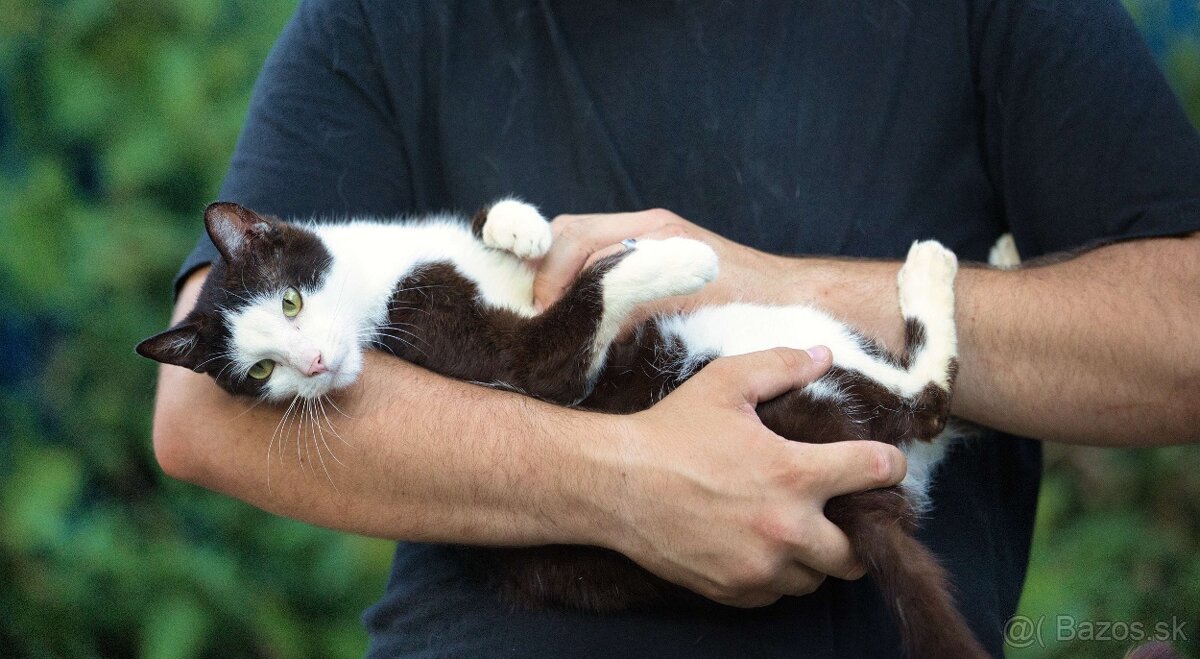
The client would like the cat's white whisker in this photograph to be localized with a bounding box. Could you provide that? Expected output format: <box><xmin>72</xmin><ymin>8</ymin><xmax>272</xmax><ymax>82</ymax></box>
<box><xmin>279</xmin><ymin>399</ymin><xmax>299</xmax><ymax>474</ymax></box>
<box><xmin>232</xmin><ymin>395</ymin><xmax>268</xmax><ymax>421</ymax></box>
<box><xmin>357</xmin><ymin>322</ymin><xmax>421</xmax><ymax>338</ymax></box>
<box><xmin>194</xmin><ymin>349</ymin><xmax>234</xmax><ymax>372</ymax></box>
<box><xmin>318</xmin><ymin>395</ymin><xmax>352</xmax><ymax>446</ymax></box>
<box><xmin>267</xmin><ymin>395</ymin><xmax>300</xmax><ymax>490</ymax></box>
<box><xmin>225</xmin><ymin>289</ymin><xmax>254</xmax><ymax>305</ymax></box>
<box><xmin>324</xmin><ymin>267</ymin><xmax>353</xmax><ymax>348</ymax></box>
<box><xmin>269</xmin><ymin>394</ymin><xmax>297</xmax><ymax>455</ymax></box>
<box><xmin>307</xmin><ymin>402</ymin><xmax>322</xmax><ymax>478</ymax></box>
<box><xmin>385</xmin><ymin>305</ymin><xmax>431</xmax><ymax>318</ymax></box>
<box><xmin>283</xmin><ymin>395</ymin><xmax>304</xmax><ymax>464</ymax></box>
<box><xmin>310</xmin><ymin>403</ymin><xmax>342</xmax><ymax>488</ymax></box>
<box><xmin>370</xmin><ymin>340</ymin><xmax>399</xmax><ymax>358</ymax></box>
<box><xmin>394</xmin><ymin>282</ymin><xmax>447</xmax><ymax>295</ymax></box>
<box><xmin>367</xmin><ymin>329</ymin><xmax>429</xmax><ymax>358</ymax></box>
<box><xmin>376</xmin><ymin>325</ymin><xmax>430</xmax><ymax>347</ymax></box>
<box><xmin>307</xmin><ymin>400</ymin><xmax>322</xmax><ymax>477</ymax></box>
<box><xmin>212</xmin><ymin>360</ymin><xmax>239</xmax><ymax>383</ymax></box>
<box><xmin>375</xmin><ymin>337</ymin><xmax>425</xmax><ymax>357</ymax></box>
<box><xmin>322</xmin><ymin>393</ymin><xmax>353</xmax><ymax>420</ymax></box>
<box><xmin>296</xmin><ymin>399</ymin><xmax>311</xmax><ymax>475</ymax></box>
<box><xmin>364</xmin><ymin>320</ymin><xmax>424</xmax><ymax>336</ymax></box>
<box><xmin>313</xmin><ymin>402</ymin><xmax>346</xmax><ymax>470</ymax></box>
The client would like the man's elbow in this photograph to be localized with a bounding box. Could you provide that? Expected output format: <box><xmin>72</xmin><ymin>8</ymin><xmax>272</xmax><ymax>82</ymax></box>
<box><xmin>1149</xmin><ymin>344</ymin><xmax>1200</xmax><ymax>445</ymax></box>
<box><xmin>1174</xmin><ymin>364</ymin><xmax>1200</xmax><ymax>444</ymax></box>
<box><xmin>150</xmin><ymin>383</ymin><xmax>206</xmax><ymax>484</ymax></box>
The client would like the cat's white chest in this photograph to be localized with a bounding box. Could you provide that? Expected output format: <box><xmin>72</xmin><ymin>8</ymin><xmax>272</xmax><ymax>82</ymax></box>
<box><xmin>313</xmin><ymin>219</ymin><xmax>538</xmax><ymax>320</ymax></box>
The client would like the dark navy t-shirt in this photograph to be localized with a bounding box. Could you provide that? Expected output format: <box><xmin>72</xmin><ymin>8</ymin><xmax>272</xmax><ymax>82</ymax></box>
<box><xmin>178</xmin><ymin>1</ymin><xmax>1200</xmax><ymax>656</ymax></box>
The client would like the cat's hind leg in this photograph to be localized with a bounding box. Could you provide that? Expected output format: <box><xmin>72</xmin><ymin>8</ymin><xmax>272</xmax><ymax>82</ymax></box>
<box><xmin>896</xmin><ymin>240</ymin><xmax>959</xmax><ymax>396</ymax></box>
<box><xmin>887</xmin><ymin>242</ymin><xmax>961</xmax><ymax>517</ymax></box>
<box><xmin>588</xmin><ymin>238</ymin><xmax>718</xmax><ymax>379</ymax></box>
<box><xmin>510</xmin><ymin>238</ymin><xmax>717</xmax><ymax>405</ymax></box>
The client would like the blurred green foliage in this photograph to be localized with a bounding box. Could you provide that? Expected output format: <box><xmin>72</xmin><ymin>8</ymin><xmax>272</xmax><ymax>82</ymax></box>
<box><xmin>0</xmin><ymin>1</ymin><xmax>1196</xmax><ymax>657</ymax></box>
<box><xmin>0</xmin><ymin>1</ymin><xmax>394</xmax><ymax>657</ymax></box>
<box><xmin>1014</xmin><ymin>445</ymin><xmax>1200</xmax><ymax>659</ymax></box>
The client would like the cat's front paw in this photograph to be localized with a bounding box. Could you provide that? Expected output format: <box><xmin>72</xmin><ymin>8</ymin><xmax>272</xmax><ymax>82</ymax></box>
<box><xmin>483</xmin><ymin>199</ymin><xmax>552</xmax><ymax>259</ymax></box>
<box><xmin>606</xmin><ymin>237</ymin><xmax>719</xmax><ymax>302</ymax></box>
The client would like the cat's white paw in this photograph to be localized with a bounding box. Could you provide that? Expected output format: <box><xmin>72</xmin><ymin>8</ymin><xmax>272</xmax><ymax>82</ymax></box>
<box><xmin>483</xmin><ymin>199</ymin><xmax>552</xmax><ymax>259</ymax></box>
<box><xmin>988</xmin><ymin>233</ymin><xmax>1020</xmax><ymax>269</ymax></box>
<box><xmin>605</xmin><ymin>237</ymin><xmax>719</xmax><ymax>303</ymax></box>
<box><xmin>897</xmin><ymin>240</ymin><xmax>958</xmax><ymax>322</ymax></box>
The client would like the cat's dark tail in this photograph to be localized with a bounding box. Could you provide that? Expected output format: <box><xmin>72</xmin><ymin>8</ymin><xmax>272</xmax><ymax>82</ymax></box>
<box><xmin>827</xmin><ymin>489</ymin><xmax>989</xmax><ymax>659</ymax></box>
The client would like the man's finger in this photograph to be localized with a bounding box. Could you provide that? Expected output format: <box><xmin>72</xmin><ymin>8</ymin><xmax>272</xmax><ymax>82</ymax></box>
<box><xmin>793</xmin><ymin>441</ymin><xmax>908</xmax><ymax>498</ymax></box>
<box><xmin>774</xmin><ymin>562</ymin><xmax>828</xmax><ymax>597</ymax></box>
<box><xmin>788</xmin><ymin>515</ymin><xmax>866</xmax><ymax>582</ymax></box>
<box><xmin>698</xmin><ymin>347</ymin><xmax>833</xmax><ymax>406</ymax></box>
<box><xmin>580</xmin><ymin>242</ymin><xmax>628</xmax><ymax>271</ymax></box>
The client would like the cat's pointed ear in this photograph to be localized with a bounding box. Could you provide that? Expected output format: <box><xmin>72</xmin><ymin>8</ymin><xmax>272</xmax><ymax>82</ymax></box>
<box><xmin>204</xmin><ymin>202</ymin><xmax>272</xmax><ymax>263</ymax></box>
<box><xmin>136</xmin><ymin>322</ymin><xmax>206</xmax><ymax>372</ymax></box>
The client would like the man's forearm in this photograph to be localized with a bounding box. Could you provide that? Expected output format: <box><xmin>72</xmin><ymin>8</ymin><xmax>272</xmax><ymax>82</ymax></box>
<box><xmin>769</xmin><ymin>234</ymin><xmax>1200</xmax><ymax>445</ymax></box>
<box><xmin>157</xmin><ymin>350</ymin><xmax>630</xmax><ymax>543</ymax></box>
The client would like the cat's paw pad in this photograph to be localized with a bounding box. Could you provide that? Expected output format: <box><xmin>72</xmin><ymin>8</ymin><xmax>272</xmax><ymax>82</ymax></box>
<box><xmin>608</xmin><ymin>237</ymin><xmax>719</xmax><ymax>300</ymax></box>
<box><xmin>898</xmin><ymin>240</ymin><xmax>958</xmax><ymax>320</ymax></box>
<box><xmin>483</xmin><ymin>199</ymin><xmax>552</xmax><ymax>259</ymax></box>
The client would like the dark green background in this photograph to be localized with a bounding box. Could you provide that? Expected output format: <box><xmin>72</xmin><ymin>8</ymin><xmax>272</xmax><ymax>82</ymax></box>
<box><xmin>1</xmin><ymin>1</ymin><xmax>1197</xmax><ymax>657</ymax></box>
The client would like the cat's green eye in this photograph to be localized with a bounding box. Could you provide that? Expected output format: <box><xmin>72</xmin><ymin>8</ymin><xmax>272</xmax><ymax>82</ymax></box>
<box><xmin>248</xmin><ymin>359</ymin><xmax>275</xmax><ymax>380</ymax></box>
<box><xmin>282</xmin><ymin>287</ymin><xmax>303</xmax><ymax>317</ymax></box>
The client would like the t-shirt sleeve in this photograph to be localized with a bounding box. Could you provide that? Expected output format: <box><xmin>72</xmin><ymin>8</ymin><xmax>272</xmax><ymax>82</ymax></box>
<box><xmin>174</xmin><ymin>0</ymin><xmax>414</xmax><ymax>294</ymax></box>
<box><xmin>974</xmin><ymin>0</ymin><xmax>1200</xmax><ymax>256</ymax></box>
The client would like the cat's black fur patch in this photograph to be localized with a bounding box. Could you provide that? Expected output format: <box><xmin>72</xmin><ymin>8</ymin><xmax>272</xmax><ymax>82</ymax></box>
<box><xmin>382</xmin><ymin>252</ymin><xmax>628</xmax><ymax>406</ymax></box>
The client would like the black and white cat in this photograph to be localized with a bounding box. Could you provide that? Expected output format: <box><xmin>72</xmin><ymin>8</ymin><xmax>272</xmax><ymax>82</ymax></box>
<box><xmin>139</xmin><ymin>200</ymin><xmax>985</xmax><ymax>658</ymax></box>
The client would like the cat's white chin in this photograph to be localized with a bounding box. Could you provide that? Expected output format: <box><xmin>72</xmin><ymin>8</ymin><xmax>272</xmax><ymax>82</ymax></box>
<box><xmin>262</xmin><ymin>354</ymin><xmax>362</xmax><ymax>401</ymax></box>
<box><xmin>327</xmin><ymin>356</ymin><xmax>362</xmax><ymax>393</ymax></box>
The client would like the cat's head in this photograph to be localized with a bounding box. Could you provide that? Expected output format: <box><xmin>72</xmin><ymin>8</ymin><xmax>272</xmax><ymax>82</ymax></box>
<box><xmin>137</xmin><ymin>202</ymin><xmax>364</xmax><ymax>401</ymax></box>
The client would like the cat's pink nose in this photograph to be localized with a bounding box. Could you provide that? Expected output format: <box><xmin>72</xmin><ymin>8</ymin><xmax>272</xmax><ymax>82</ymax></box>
<box><xmin>305</xmin><ymin>354</ymin><xmax>328</xmax><ymax>376</ymax></box>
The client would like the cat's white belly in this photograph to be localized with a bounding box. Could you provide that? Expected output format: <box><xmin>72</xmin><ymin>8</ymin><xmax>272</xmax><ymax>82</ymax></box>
<box><xmin>659</xmin><ymin>304</ymin><xmax>933</xmax><ymax>397</ymax></box>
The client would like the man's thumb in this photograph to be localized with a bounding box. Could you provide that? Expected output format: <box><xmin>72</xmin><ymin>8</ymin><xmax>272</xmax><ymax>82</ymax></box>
<box><xmin>697</xmin><ymin>346</ymin><xmax>832</xmax><ymax>405</ymax></box>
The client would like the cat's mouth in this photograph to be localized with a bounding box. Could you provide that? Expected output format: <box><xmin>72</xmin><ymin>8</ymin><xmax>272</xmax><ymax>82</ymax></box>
<box><xmin>292</xmin><ymin>372</ymin><xmax>345</xmax><ymax>401</ymax></box>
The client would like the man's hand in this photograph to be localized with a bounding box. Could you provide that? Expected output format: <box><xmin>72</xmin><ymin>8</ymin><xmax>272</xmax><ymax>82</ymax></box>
<box><xmin>603</xmin><ymin>348</ymin><xmax>907</xmax><ymax>608</ymax></box>
<box><xmin>534</xmin><ymin>209</ymin><xmax>791</xmax><ymax>314</ymax></box>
